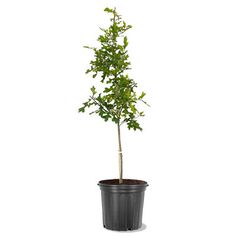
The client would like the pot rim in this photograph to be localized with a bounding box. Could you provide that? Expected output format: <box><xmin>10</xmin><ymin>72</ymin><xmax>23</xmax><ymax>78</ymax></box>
<box><xmin>98</xmin><ymin>179</ymin><xmax>149</xmax><ymax>187</ymax></box>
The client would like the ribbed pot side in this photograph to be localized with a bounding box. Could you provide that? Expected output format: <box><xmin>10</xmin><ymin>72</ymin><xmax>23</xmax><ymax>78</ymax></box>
<box><xmin>98</xmin><ymin>179</ymin><xmax>148</xmax><ymax>231</ymax></box>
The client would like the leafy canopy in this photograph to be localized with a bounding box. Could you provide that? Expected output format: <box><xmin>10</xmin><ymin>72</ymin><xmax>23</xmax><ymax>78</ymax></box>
<box><xmin>79</xmin><ymin>7</ymin><xmax>149</xmax><ymax>131</ymax></box>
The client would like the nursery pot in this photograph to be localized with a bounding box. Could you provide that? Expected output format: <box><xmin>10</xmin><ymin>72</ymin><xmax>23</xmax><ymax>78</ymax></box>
<box><xmin>98</xmin><ymin>179</ymin><xmax>148</xmax><ymax>231</ymax></box>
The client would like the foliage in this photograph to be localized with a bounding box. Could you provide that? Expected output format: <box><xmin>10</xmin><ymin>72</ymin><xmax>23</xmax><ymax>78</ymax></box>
<box><xmin>79</xmin><ymin>7</ymin><xmax>149</xmax><ymax>131</ymax></box>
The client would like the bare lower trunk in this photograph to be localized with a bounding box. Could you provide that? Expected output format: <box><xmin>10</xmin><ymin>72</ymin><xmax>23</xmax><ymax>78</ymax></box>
<box><xmin>117</xmin><ymin>123</ymin><xmax>123</xmax><ymax>184</ymax></box>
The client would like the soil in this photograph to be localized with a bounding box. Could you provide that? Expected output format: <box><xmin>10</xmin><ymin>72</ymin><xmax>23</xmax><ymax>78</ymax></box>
<box><xmin>99</xmin><ymin>179</ymin><xmax>147</xmax><ymax>185</ymax></box>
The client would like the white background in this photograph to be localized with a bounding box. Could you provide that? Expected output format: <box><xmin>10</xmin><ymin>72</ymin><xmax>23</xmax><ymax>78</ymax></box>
<box><xmin>0</xmin><ymin>0</ymin><xmax>236</xmax><ymax>235</ymax></box>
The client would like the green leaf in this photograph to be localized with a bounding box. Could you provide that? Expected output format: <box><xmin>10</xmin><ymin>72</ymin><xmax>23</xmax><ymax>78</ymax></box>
<box><xmin>124</xmin><ymin>36</ymin><xmax>128</xmax><ymax>48</ymax></box>
<box><xmin>90</xmin><ymin>86</ymin><xmax>97</xmax><ymax>95</ymax></box>
<box><xmin>127</xmin><ymin>25</ymin><xmax>132</xmax><ymax>30</ymax></box>
<box><xmin>104</xmin><ymin>7</ymin><xmax>113</xmax><ymax>13</ymax></box>
<box><xmin>98</xmin><ymin>35</ymin><xmax>106</xmax><ymax>42</ymax></box>
<box><xmin>104</xmin><ymin>87</ymin><xmax>111</xmax><ymax>93</ymax></box>
<box><xmin>139</xmin><ymin>92</ymin><xmax>146</xmax><ymax>100</ymax></box>
<box><xmin>78</xmin><ymin>107</ymin><xmax>85</xmax><ymax>113</ymax></box>
<box><xmin>130</xmin><ymin>104</ymin><xmax>136</xmax><ymax>113</ymax></box>
<box><xmin>139</xmin><ymin>111</ymin><xmax>145</xmax><ymax>116</ymax></box>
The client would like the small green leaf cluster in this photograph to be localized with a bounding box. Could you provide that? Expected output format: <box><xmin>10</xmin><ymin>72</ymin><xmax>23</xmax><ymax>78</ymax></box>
<box><xmin>79</xmin><ymin>7</ymin><xmax>149</xmax><ymax>131</ymax></box>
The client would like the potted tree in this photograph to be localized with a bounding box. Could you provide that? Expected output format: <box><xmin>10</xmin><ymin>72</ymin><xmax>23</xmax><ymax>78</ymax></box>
<box><xmin>79</xmin><ymin>7</ymin><xmax>149</xmax><ymax>231</ymax></box>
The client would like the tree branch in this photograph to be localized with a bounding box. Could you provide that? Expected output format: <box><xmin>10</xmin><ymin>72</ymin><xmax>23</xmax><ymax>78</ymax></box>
<box><xmin>89</xmin><ymin>96</ymin><xmax>109</xmax><ymax>114</ymax></box>
<box><xmin>90</xmin><ymin>96</ymin><xmax>118</xmax><ymax>120</ymax></box>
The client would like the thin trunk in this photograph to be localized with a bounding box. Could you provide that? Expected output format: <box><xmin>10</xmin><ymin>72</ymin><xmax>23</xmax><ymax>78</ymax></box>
<box><xmin>117</xmin><ymin>122</ymin><xmax>123</xmax><ymax>184</ymax></box>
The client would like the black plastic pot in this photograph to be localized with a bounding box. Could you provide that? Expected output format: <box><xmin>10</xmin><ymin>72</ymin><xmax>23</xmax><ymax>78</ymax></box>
<box><xmin>98</xmin><ymin>179</ymin><xmax>148</xmax><ymax>231</ymax></box>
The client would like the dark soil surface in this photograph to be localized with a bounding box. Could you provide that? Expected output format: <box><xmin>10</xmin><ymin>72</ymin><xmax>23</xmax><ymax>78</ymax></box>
<box><xmin>99</xmin><ymin>179</ymin><xmax>147</xmax><ymax>185</ymax></box>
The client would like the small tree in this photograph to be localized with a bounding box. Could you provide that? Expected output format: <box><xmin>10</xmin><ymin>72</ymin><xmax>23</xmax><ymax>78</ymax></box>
<box><xmin>79</xmin><ymin>7</ymin><xmax>149</xmax><ymax>184</ymax></box>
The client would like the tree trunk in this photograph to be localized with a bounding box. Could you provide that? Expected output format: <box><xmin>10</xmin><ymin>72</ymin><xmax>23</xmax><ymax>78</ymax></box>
<box><xmin>117</xmin><ymin>122</ymin><xmax>123</xmax><ymax>184</ymax></box>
